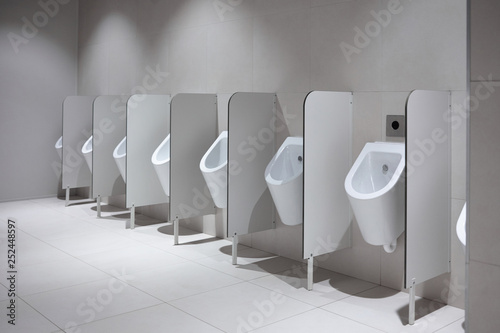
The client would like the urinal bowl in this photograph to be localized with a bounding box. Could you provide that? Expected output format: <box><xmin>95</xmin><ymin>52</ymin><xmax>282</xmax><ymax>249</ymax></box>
<box><xmin>345</xmin><ymin>142</ymin><xmax>405</xmax><ymax>253</ymax></box>
<box><xmin>113</xmin><ymin>137</ymin><xmax>127</xmax><ymax>183</ymax></box>
<box><xmin>200</xmin><ymin>131</ymin><xmax>228</xmax><ymax>209</ymax></box>
<box><xmin>82</xmin><ymin>135</ymin><xmax>93</xmax><ymax>172</ymax></box>
<box><xmin>55</xmin><ymin>136</ymin><xmax>63</xmax><ymax>160</ymax></box>
<box><xmin>456</xmin><ymin>203</ymin><xmax>466</xmax><ymax>254</ymax></box>
<box><xmin>265</xmin><ymin>137</ymin><xmax>303</xmax><ymax>226</ymax></box>
<box><xmin>152</xmin><ymin>134</ymin><xmax>171</xmax><ymax>197</ymax></box>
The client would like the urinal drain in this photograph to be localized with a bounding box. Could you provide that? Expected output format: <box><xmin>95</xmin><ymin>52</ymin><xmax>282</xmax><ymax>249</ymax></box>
<box><xmin>382</xmin><ymin>164</ymin><xmax>388</xmax><ymax>174</ymax></box>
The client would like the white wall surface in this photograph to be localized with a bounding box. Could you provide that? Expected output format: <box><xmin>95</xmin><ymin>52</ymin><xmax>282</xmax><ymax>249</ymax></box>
<box><xmin>469</xmin><ymin>0</ymin><xmax>500</xmax><ymax>330</ymax></box>
<box><xmin>0</xmin><ymin>0</ymin><xmax>78</xmax><ymax>201</ymax></box>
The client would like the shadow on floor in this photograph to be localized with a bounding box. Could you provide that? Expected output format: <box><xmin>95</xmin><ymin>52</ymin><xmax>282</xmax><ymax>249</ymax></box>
<box><xmin>397</xmin><ymin>298</ymin><xmax>447</xmax><ymax>325</ymax></box>
<box><xmin>157</xmin><ymin>224</ymin><xmax>203</xmax><ymax>237</ymax></box>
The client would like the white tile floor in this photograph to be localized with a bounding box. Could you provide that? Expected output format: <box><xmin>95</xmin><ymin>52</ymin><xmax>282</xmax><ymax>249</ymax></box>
<box><xmin>0</xmin><ymin>197</ymin><xmax>465</xmax><ymax>333</ymax></box>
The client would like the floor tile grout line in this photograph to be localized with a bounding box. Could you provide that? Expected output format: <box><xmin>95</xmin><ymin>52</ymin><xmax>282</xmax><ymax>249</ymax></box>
<box><xmin>319</xmin><ymin>306</ymin><xmax>389</xmax><ymax>333</ymax></box>
<box><xmin>192</xmin><ymin>258</ymin><xmax>274</xmax><ymax>281</ymax></box>
<box><xmin>162</xmin><ymin>302</ymin><xmax>226</xmax><ymax>333</ymax></box>
<box><xmin>165</xmin><ymin>280</ymin><xmax>249</xmax><ymax>304</ymax></box>
<box><xmin>244</xmin><ymin>308</ymin><xmax>317</xmax><ymax>332</ymax></box>
<box><xmin>431</xmin><ymin>316</ymin><xmax>466</xmax><ymax>333</ymax></box>
<box><xmin>64</xmin><ymin>303</ymin><xmax>174</xmax><ymax>332</ymax></box>
<box><xmin>18</xmin><ymin>294</ymin><xmax>69</xmax><ymax>332</ymax></box>
<box><xmin>18</xmin><ymin>275</ymin><xmax>129</xmax><ymax>299</ymax></box>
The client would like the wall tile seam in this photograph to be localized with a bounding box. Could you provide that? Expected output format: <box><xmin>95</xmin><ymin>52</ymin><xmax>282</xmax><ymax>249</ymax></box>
<box><xmin>310</xmin><ymin>1</ymin><xmax>353</xmax><ymax>10</ymax></box>
<box><xmin>469</xmin><ymin>258</ymin><xmax>500</xmax><ymax>269</ymax></box>
<box><xmin>256</xmin><ymin>8</ymin><xmax>311</xmax><ymax>19</ymax></box>
<box><xmin>470</xmin><ymin>79</ymin><xmax>500</xmax><ymax>83</ymax></box>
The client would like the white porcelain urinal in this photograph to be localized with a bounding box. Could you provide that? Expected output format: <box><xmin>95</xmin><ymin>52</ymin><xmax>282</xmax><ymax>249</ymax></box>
<box><xmin>265</xmin><ymin>137</ymin><xmax>303</xmax><ymax>226</ymax></box>
<box><xmin>345</xmin><ymin>142</ymin><xmax>405</xmax><ymax>253</ymax></box>
<box><xmin>113</xmin><ymin>137</ymin><xmax>127</xmax><ymax>183</ymax></box>
<box><xmin>152</xmin><ymin>134</ymin><xmax>171</xmax><ymax>197</ymax></box>
<box><xmin>457</xmin><ymin>203</ymin><xmax>466</xmax><ymax>254</ymax></box>
<box><xmin>55</xmin><ymin>136</ymin><xmax>63</xmax><ymax>159</ymax></box>
<box><xmin>82</xmin><ymin>135</ymin><xmax>93</xmax><ymax>172</ymax></box>
<box><xmin>200</xmin><ymin>131</ymin><xmax>228</xmax><ymax>209</ymax></box>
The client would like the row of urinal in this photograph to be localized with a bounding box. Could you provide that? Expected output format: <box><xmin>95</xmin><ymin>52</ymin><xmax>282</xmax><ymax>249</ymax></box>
<box><xmin>56</xmin><ymin>134</ymin><xmax>466</xmax><ymax>254</ymax></box>
<box><xmin>56</xmin><ymin>135</ymin><xmax>95</xmax><ymax>173</ymax></box>
<box><xmin>65</xmin><ymin>135</ymin><xmax>170</xmax><ymax>196</ymax></box>
<box><xmin>55</xmin><ymin>134</ymin><xmax>407</xmax><ymax>252</ymax></box>
<box><xmin>200</xmin><ymin>133</ymin><xmax>304</xmax><ymax>227</ymax></box>
<box><xmin>199</xmin><ymin>133</ymin><xmax>409</xmax><ymax>253</ymax></box>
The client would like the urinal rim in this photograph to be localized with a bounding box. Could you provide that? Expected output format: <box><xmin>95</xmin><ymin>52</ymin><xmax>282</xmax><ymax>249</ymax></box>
<box><xmin>82</xmin><ymin>135</ymin><xmax>93</xmax><ymax>154</ymax></box>
<box><xmin>456</xmin><ymin>202</ymin><xmax>466</xmax><ymax>247</ymax></box>
<box><xmin>152</xmin><ymin>134</ymin><xmax>171</xmax><ymax>165</ymax></box>
<box><xmin>265</xmin><ymin>136</ymin><xmax>303</xmax><ymax>186</ymax></box>
<box><xmin>345</xmin><ymin>142</ymin><xmax>405</xmax><ymax>200</ymax></box>
<box><xmin>55</xmin><ymin>136</ymin><xmax>63</xmax><ymax>149</ymax></box>
<box><xmin>200</xmin><ymin>131</ymin><xmax>228</xmax><ymax>173</ymax></box>
<box><xmin>113</xmin><ymin>137</ymin><xmax>127</xmax><ymax>159</ymax></box>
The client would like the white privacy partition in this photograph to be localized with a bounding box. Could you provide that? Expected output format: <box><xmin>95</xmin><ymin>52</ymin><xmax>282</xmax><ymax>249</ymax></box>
<box><xmin>126</xmin><ymin>95</ymin><xmax>170</xmax><ymax>225</ymax></box>
<box><xmin>405</xmin><ymin>90</ymin><xmax>451</xmax><ymax>324</ymax></box>
<box><xmin>227</xmin><ymin>93</ymin><xmax>276</xmax><ymax>262</ymax></box>
<box><xmin>169</xmin><ymin>93</ymin><xmax>217</xmax><ymax>244</ymax></box>
<box><xmin>303</xmin><ymin>91</ymin><xmax>352</xmax><ymax>290</ymax></box>
<box><xmin>92</xmin><ymin>96</ymin><xmax>127</xmax><ymax>213</ymax></box>
<box><xmin>62</xmin><ymin>96</ymin><xmax>95</xmax><ymax>205</ymax></box>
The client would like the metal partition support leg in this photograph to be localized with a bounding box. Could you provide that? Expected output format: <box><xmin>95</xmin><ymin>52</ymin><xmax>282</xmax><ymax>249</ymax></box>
<box><xmin>128</xmin><ymin>205</ymin><xmax>135</xmax><ymax>230</ymax></box>
<box><xmin>232</xmin><ymin>235</ymin><xmax>238</xmax><ymax>265</ymax></box>
<box><xmin>174</xmin><ymin>218</ymin><xmax>179</xmax><ymax>245</ymax></box>
<box><xmin>65</xmin><ymin>186</ymin><xmax>70</xmax><ymax>207</ymax></box>
<box><xmin>96</xmin><ymin>195</ymin><xmax>101</xmax><ymax>218</ymax></box>
<box><xmin>307</xmin><ymin>257</ymin><xmax>314</xmax><ymax>291</ymax></box>
<box><xmin>409</xmin><ymin>278</ymin><xmax>416</xmax><ymax>325</ymax></box>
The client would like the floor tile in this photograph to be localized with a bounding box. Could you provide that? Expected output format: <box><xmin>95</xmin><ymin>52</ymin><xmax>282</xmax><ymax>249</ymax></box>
<box><xmin>251</xmin><ymin>308</ymin><xmax>383</xmax><ymax>333</ymax></box>
<box><xmin>17</xmin><ymin>258</ymin><xmax>109</xmax><ymax>296</ymax></box>
<box><xmin>0</xmin><ymin>298</ymin><xmax>60</xmax><ymax>333</ymax></box>
<box><xmin>22</xmin><ymin>278</ymin><xmax>162</xmax><ymax>330</ymax></box>
<box><xmin>77</xmin><ymin>244</ymin><xmax>186</xmax><ymax>275</ymax></box>
<box><xmin>73</xmin><ymin>303</ymin><xmax>223</xmax><ymax>333</ymax></box>
<box><xmin>0</xmin><ymin>200</ymin><xmax>60</xmax><ymax>223</ymax></box>
<box><xmin>251</xmin><ymin>265</ymin><xmax>378</xmax><ymax>307</ymax></box>
<box><xmin>0</xmin><ymin>284</ymin><xmax>9</xmax><ymax>302</ymax></box>
<box><xmin>170</xmin><ymin>282</ymin><xmax>314</xmax><ymax>332</ymax></box>
<box><xmin>85</xmin><ymin>215</ymin><xmax>129</xmax><ymax>231</ymax></box>
<box><xmin>0</xmin><ymin>231</ymin><xmax>73</xmax><ymax>269</ymax></box>
<box><xmin>120</xmin><ymin>261</ymin><xmax>242</xmax><ymax>302</ymax></box>
<box><xmin>30</xmin><ymin>196</ymin><xmax>75</xmax><ymax>209</ymax></box>
<box><xmin>45</xmin><ymin>231</ymin><xmax>136</xmax><ymax>257</ymax></box>
<box><xmin>0</xmin><ymin>199</ymin><xmax>34</xmax><ymax>217</ymax></box>
<box><xmin>18</xmin><ymin>217</ymin><xmax>107</xmax><ymax>242</ymax></box>
<box><xmin>434</xmin><ymin>318</ymin><xmax>465</xmax><ymax>332</ymax></box>
<box><xmin>322</xmin><ymin>286</ymin><xmax>465</xmax><ymax>333</ymax></box>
